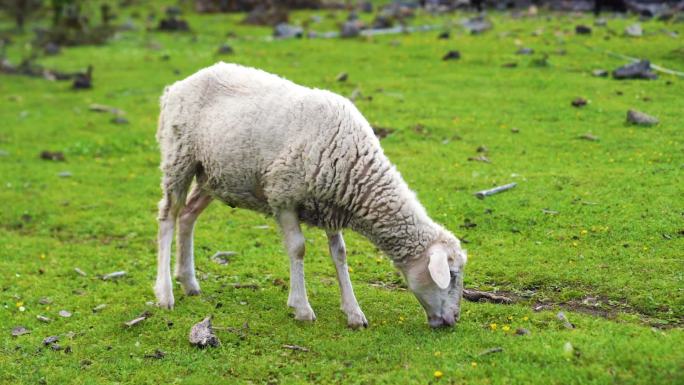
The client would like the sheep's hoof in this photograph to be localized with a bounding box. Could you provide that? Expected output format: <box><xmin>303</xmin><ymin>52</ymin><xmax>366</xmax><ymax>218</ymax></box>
<box><xmin>155</xmin><ymin>284</ymin><xmax>175</xmax><ymax>310</ymax></box>
<box><xmin>346</xmin><ymin>310</ymin><xmax>369</xmax><ymax>330</ymax></box>
<box><xmin>185</xmin><ymin>288</ymin><xmax>201</xmax><ymax>296</ymax></box>
<box><xmin>293</xmin><ymin>305</ymin><xmax>316</xmax><ymax>322</ymax></box>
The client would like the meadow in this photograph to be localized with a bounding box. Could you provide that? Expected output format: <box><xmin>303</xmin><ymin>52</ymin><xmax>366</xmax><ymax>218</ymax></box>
<box><xmin>0</xmin><ymin>2</ymin><xmax>683</xmax><ymax>384</ymax></box>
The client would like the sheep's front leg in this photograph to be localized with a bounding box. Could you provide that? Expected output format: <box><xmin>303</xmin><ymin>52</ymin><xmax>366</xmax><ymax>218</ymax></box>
<box><xmin>327</xmin><ymin>231</ymin><xmax>368</xmax><ymax>329</ymax></box>
<box><xmin>277</xmin><ymin>210</ymin><xmax>316</xmax><ymax>322</ymax></box>
<box><xmin>175</xmin><ymin>186</ymin><xmax>213</xmax><ymax>295</ymax></box>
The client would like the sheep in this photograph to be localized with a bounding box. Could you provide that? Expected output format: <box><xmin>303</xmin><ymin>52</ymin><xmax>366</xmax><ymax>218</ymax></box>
<box><xmin>154</xmin><ymin>62</ymin><xmax>467</xmax><ymax>329</ymax></box>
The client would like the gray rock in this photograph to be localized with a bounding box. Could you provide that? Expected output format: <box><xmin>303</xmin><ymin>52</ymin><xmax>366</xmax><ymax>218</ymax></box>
<box><xmin>461</xmin><ymin>16</ymin><xmax>492</xmax><ymax>35</ymax></box>
<box><xmin>217</xmin><ymin>43</ymin><xmax>234</xmax><ymax>55</ymax></box>
<box><xmin>189</xmin><ymin>316</ymin><xmax>220</xmax><ymax>348</ymax></box>
<box><xmin>613</xmin><ymin>60</ymin><xmax>657</xmax><ymax>80</ymax></box>
<box><xmin>43</xmin><ymin>335</ymin><xmax>59</xmax><ymax>345</ymax></box>
<box><xmin>516</xmin><ymin>47</ymin><xmax>534</xmax><ymax>55</ymax></box>
<box><xmin>111</xmin><ymin>116</ymin><xmax>129</xmax><ymax>125</ymax></box>
<box><xmin>592</xmin><ymin>69</ymin><xmax>608</xmax><ymax>77</ymax></box>
<box><xmin>11</xmin><ymin>326</ymin><xmax>30</xmax><ymax>337</ymax></box>
<box><xmin>273</xmin><ymin>23</ymin><xmax>303</xmax><ymax>39</ymax></box>
<box><xmin>625</xmin><ymin>23</ymin><xmax>643</xmax><ymax>37</ymax></box>
<box><xmin>58</xmin><ymin>171</ymin><xmax>73</xmax><ymax>178</ymax></box>
<box><xmin>626</xmin><ymin>109</ymin><xmax>659</xmax><ymax>126</ymax></box>
<box><xmin>341</xmin><ymin>20</ymin><xmax>363</xmax><ymax>38</ymax></box>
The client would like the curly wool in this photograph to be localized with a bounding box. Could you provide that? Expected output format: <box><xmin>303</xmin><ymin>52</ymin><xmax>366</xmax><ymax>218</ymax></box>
<box><xmin>157</xmin><ymin>62</ymin><xmax>445</xmax><ymax>264</ymax></box>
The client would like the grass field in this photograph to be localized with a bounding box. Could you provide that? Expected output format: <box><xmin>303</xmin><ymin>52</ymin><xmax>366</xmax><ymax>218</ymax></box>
<box><xmin>1</xmin><ymin>2</ymin><xmax>683</xmax><ymax>384</ymax></box>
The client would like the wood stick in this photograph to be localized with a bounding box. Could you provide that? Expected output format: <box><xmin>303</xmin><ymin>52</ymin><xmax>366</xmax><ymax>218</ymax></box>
<box><xmin>474</xmin><ymin>183</ymin><xmax>517</xmax><ymax>199</ymax></box>
<box><xmin>463</xmin><ymin>289</ymin><xmax>514</xmax><ymax>304</ymax></box>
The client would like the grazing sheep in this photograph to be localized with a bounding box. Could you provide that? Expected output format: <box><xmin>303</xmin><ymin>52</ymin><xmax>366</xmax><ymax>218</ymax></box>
<box><xmin>154</xmin><ymin>63</ymin><xmax>467</xmax><ymax>328</ymax></box>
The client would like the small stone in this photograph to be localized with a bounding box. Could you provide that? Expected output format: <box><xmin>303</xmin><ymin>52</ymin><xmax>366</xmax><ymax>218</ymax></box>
<box><xmin>11</xmin><ymin>326</ymin><xmax>30</xmax><ymax>337</ymax></box>
<box><xmin>467</xmin><ymin>155</ymin><xmax>491</xmax><ymax>163</ymax></box>
<box><xmin>211</xmin><ymin>251</ymin><xmax>236</xmax><ymax>265</ymax></box>
<box><xmin>556</xmin><ymin>311</ymin><xmax>575</xmax><ymax>329</ymax></box>
<box><xmin>40</xmin><ymin>151</ymin><xmax>65</xmax><ymax>161</ymax></box>
<box><xmin>58</xmin><ymin>171</ymin><xmax>73</xmax><ymax>178</ymax></box>
<box><xmin>476</xmin><ymin>145</ymin><xmax>488</xmax><ymax>153</ymax></box>
<box><xmin>626</xmin><ymin>109</ymin><xmax>658</xmax><ymax>126</ymax></box>
<box><xmin>189</xmin><ymin>316</ymin><xmax>220</xmax><ymax>348</ymax></box>
<box><xmin>37</xmin><ymin>315</ymin><xmax>52</xmax><ymax>323</ymax></box>
<box><xmin>575</xmin><ymin>25</ymin><xmax>591</xmax><ymax>35</ymax></box>
<box><xmin>39</xmin><ymin>297</ymin><xmax>52</xmax><ymax>305</ymax></box>
<box><xmin>144</xmin><ymin>349</ymin><xmax>166</xmax><ymax>359</ymax></box>
<box><xmin>516</xmin><ymin>47</ymin><xmax>534</xmax><ymax>55</ymax></box>
<box><xmin>578</xmin><ymin>133</ymin><xmax>599</xmax><ymax>141</ymax></box>
<box><xmin>59</xmin><ymin>310</ymin><xmax>72</xmax><ymax>318</ymax></box>
<box><xmin>511</xmin><ymin>127</ymin><xmax>520</xmax><ymax>133</ymax></box>
<box><xmin>44</xmin><ymin>42</ymin><xmax>61</xmax><ymax>55</ymax></box>
<box><xmin>462</xmin><ymin>16</ymin><xmax>492</xmax><ymax>34</ymax></box>
<box><xmin>515</xmin><ymin>328</ymin><xmax>530</xmax><ymax>335</ymax></box>
<box><xmin>273</xmin><ymin>23</ymin><xmax>303</xmax><ymax>39</ymax></box>
<box><xmin>612</xmin><ymin>60</ymin><xmax>657</xmax><ymax>80</ymax></box>
<box><xmin>594</xmin><ymin>18</ymin><xmax>607</xmax><ymax>27</ymax></box>
<box><xmin>442</xmin><ymin>50</ymin><xmax>461</xmax><ymax>61</ymax></box>
<box><xmin>50</xmin><ymin>343</ymin><xmax>62</xmax><ymax>351</ymax></box>
<box><xmin>625</xmin><ymin>23</ymin><xmax>643</xmax><ymax>37</ymax></box>
<box><xmin>217</xmin><ymin>43</ymin><xmax>233</xmax><ymax>55</ymax></box>
<box><xmin>592</xmin><ymin>69</ymin><xmax>608</xmax><ymax>77</ymax></box>
<box><xmin>102</xmin><ymin>271</ymin><xmax>126</xmax><ymax>280</ymax></box>
<box><xmin>43</xmin><ymin>335</ymin><xmax>59</xmax><ymax>345</ymax></box>
<box><xmin>335</xmin><ymin>72</ymin><xmax>348</xmax><ymax>82</ymax></box>
<box><xmin>74</xmin><ymin>267</ymin><xmax>87</xmax><ymax>276</ymax></box>
<box><xmin>92</xmin><ymin>304</ymin><xmax>107</xmax><ymax>313</ymax></box>
<box><xmin>571</xmin><ymin>98</ymin><xmax>587</xmax><ymax>107</ymax></box>
<box><xmin>341</xmin><ymin>20</ymin><xmax>363</xmax><ymax>38</ymax></box>
<box><xmin>111</xmin><ymin>116</ymin><xmax>129</xmax><ymax>125</ymax></box>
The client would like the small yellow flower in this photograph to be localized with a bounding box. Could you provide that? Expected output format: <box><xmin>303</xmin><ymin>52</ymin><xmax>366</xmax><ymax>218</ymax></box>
<box><xmin>523</xmin><ymin>316</ymin><xmax>529</xmax><ymax>321</ymax></box>
<box><xmin>348</xmin><ymin>267</ymin><xmax>353</xmax><ymax>273</ymax></box>
<box><xmin>580</xmin><ymin>229</ymin><xmax>588</xmax><ymax>235</ymax></box>
<box><xmin>471</xmin><ymin>362</ymin><xmax>478</xmax><ymax>368</ymax></box>
<box><xmin>502</xmin><ymin>325</ymin><xmax>511</xmax><ymax>332</ymax></box>
<box><xmin>507</xmin><ymin>315</ymin><xmax>513</xmax><ymax>320</ymax></box>
<box><xmin>434</xmin><ymin>351</ymin><xmax>442</xmax><ymax>357</ymax></box>
<box><xmin>15</xmin><ymin>301</ymin><xmax>23</xmax><ymax>308</ymax></box>
<box><xmin>572</xmin><ymin>241</ymin><xmax>579</xmax><ymax>247</ymax></box>
<box><xmin>40</xmin><ymin>253</ymin><xmax>46</xmax><ymax>259</ymax></box>
<box><xmin>399</xmin><ymin>316</ymin><xmax>405</xmax><ymax>321</ymax></box>
<box><xmin>490</xmin><ymin>323</ymin><xmax>497</xmax><ymax>330</ymax></box>
<box><xmin>434</xmin><ymin>371</ymin><xmax>443</xmax><ymax>379</ymax></box>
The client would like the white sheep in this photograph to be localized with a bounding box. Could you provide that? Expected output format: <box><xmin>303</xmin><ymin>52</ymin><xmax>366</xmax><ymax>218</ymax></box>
<box><xmin>154</xmin><ymin>62</ymin><xmax>467</xmax><ymax>328</ymax></box>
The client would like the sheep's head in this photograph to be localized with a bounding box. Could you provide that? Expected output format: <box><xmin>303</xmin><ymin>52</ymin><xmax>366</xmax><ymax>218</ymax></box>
<box><xmin>400</xmin><ymin>232</ymin><xmax>467</xmax><ymax>328</ymax></box>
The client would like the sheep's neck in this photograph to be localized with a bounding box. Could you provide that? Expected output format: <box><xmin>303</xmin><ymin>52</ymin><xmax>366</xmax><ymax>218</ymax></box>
<box><xmin>347</xmin><ymin>182</ymin><xmax>437</xmax><ymax>264</ymax></box>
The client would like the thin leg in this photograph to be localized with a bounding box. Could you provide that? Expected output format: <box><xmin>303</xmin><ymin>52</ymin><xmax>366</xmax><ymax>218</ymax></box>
<box><xmin>175</xmin><ymin>185</ymin><xmax>213</xmax><ymax>295</ymax></box>
<box><xmin>277</xmin><ymin>209</ymin><xmax>315</xmax><ymax>321</ymax></box>
<box><xmin>155</xmin><ymin>191</ymin><xmax>182</xmax><ymax>309</ymax></box>
<box><xmin>327</xmin><ymin>231</ymin><xmax>368</xmax><ymax>329</ymax></box>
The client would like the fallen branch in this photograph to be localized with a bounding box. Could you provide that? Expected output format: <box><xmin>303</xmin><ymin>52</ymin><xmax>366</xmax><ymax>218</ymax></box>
<box><xmin>474</xmin><ymin>183</ymin><xmax>517</xmax><ymax>199</ymax></box>
<box><xmin>463</xmin><ymin>289</ymin><xmax>514</xmax><ymax>304</ymax></box>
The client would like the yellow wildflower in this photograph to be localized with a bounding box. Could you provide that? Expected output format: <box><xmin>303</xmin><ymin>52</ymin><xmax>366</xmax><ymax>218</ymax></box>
<box><xmin>434</xmin><ymin>371</ymin><xmax>443</xmax><ymax>379</ymax></box>
<box><xmin>490</xmin><ymin>323</ymin><xmax>497</xmax><ymax>330</ymax></box>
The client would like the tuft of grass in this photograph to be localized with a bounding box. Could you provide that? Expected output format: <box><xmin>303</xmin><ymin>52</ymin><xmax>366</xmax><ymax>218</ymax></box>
<box><xmin>1</xmin><ymin>3</ymin><xmax>682</xmax><ymax>384</ymax></box>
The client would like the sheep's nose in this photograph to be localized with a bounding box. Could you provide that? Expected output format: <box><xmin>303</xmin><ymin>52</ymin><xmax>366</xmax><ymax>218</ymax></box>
<box><xmin>428</xmin><ymin>314</ymin><xmax>455</xmax><ymax>328</ymax></box>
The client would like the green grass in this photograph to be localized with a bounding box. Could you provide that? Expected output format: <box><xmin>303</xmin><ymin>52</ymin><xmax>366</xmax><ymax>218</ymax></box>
<box><xmin>1</xmin><ymin>3</ymin><xmax>683</xmax><ymax>384</ymax></box>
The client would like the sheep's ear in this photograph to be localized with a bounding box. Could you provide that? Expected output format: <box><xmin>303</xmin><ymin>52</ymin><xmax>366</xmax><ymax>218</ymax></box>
<box><xmin>428</xmin><ymin>246</ymin><xmax>450</xmax><ymax>289</ymax></box>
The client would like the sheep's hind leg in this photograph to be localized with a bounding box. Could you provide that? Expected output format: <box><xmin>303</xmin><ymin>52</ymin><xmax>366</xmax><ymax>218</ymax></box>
<box><xmin>327</xmin><ymin>231</ymin><xmax>368</xmax><ymax>329</ymax></box>
<box><xmin>277</xmin><ymin>209</ymin><xmax>316</xmax><ymax>322</ymax></box>
<box><xmin>175</xmin><ymin>184</ymin><xmax>213</xmax><ymax>296</ymax></box>
<box><xmin>155</xmin><ymin>178</ymin><xmax>190</xmax><ymax>309</ymax></box>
